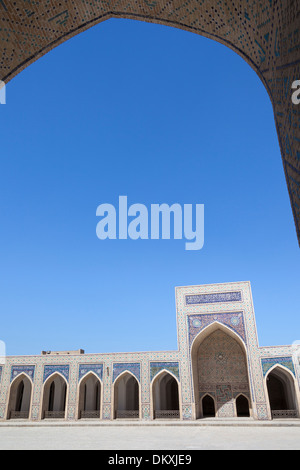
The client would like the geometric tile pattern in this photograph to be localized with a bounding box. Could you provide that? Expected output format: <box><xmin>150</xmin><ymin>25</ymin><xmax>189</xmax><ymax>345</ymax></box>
<box><xmin>10</xmin><ymin>365</ymin><xmax>35</xmax><ymax>382</ymax></box>
<box><xmin>78</xmin><ymin>364</ymin><xmax>103</xmax><ymax>382</ymax></box>
<box><xmin>218</xmin><ymin>402</ymin><xmax>235</xmax><ymax>418</ymax></box>
<box><xmin>182</xmin><ymin>405</ymin><xmax>193</xmax><ymax>420</ymax></box>
<box><xmin>186</xmin><ymin>292</ymin><xmax>242</xmax><ymax>305</ymax></box>
<box><xmin>0</xmin><ymin>3</ymin><xmax>299</xmax><ymax>243</ymax></box>
<box><xmin>188</xmin><ymin>312</ymin><xmax>246</xmax><ymax>347</ymax></box>
<box><xmin>112</xmin><ymin>363</ymin><xmax>140</xmax><ymax>383</ymax></box>
<box><xmin>216</xmin><ymin>384</ymin><xmax>232</xmax><ymax>403</ymax></box>
<box><xmin>196</xmin><ymin>329</ymin><xmax>250</xmax><ymax>412</ymax></box>
<box><xmin>150</xmin><ymin>362</ymin><xmax>180</xmax><ymax>382</ymax></box>
<box><xmin>261</xmin><ymin>357</ymin><xmax>296</xmax><ymax>377</ymax></box>
<box><xmin>197</xmin><ymin>330</ymin><xmax>249</xmax><ymax>386</ymax></box>
<box><xmin>43</xmin><ymin>364</ymin><xmax>70</xmax><ymax>383</ymax></box>
<box><xmin>256</xmin><ymin>404</ymin><xmax>269</xmax><ymax>421</ymax></box>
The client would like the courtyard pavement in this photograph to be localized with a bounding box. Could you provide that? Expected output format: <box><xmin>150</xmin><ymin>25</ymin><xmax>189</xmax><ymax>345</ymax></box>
<box><xmin>0</xmin><ymin>419</ymin><xmax>299</xmax><ymax>450</ymax></box>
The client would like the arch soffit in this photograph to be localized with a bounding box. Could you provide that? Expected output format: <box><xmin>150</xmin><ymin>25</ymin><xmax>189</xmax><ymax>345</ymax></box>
<box><xmin>2</xmin><ymin>12</ymin><xmax>267</xmax><ymax>95</ymax></box>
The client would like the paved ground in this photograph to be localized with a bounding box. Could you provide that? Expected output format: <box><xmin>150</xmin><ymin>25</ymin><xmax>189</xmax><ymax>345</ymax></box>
<box><xmin>0</xmin><ymin>420</ymin><xmax>299</xmax><ymax>450</ymax></box>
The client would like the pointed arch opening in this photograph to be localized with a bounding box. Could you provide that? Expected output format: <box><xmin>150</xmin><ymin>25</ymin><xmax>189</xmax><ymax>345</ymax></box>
<box><xmin>191</xmin><ymin>322</ymin><xmax>251</xmax><ymax>419</ymax></box>
<box><xmin>7</xmin><ymin>374</ymin><xmax>32</xmax><ymax>419</ymax></box>
<box><xmin>78</xmin><ymin>372</ymin><xmax>101</xmax><ymax>419</ymax></box>
<box><xmin>113</xmin><ymin>372</ymin><xmax>140</xmax><ymax>419</ymax></box>
<box><xmin>266</xmin><ymin>366</ymin><xmax>299</xmax><ymax>419</ymax></box>
<box><xmin>236</xmin><ymin>394</ymin><xmax>250</xmax><ymax>417</ymax></box>
<box><xmin>152</xmin><ymin>370</ymin><xmax>180</xmax><ymax>419</ymax></box>
<box><xmin>201</xmin><ymin>394</ymin><xmax>216</xmax><ymax>418</ymax></box>
<box><xmin>41</xmin><ymin>373</ymin><xmax>67</xmax><ymax>419</ymax></box>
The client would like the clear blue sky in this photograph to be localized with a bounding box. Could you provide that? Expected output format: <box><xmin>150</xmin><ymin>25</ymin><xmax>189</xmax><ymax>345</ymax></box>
<box><xmin>1</xmin><ymin>18</ymin><xmax>299</xmax><ymax>356</ymax></box>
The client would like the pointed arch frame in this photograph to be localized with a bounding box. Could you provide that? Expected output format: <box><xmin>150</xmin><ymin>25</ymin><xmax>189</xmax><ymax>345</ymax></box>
<box><xmin>5</xmin><ymin>372</ymin><xmax>34</xmax><ymax>420</ymax></box>
<box><xmin>76</xmin><ymin>370</ymin><xmax>103</xmax><ymax>420</ymax></box>
<box><xmin>150</xmin><ymin>368</ymin><xmax>182</xmax><ymax>420</ymax></box>
<box><xmin>200</xmin><ymin>393</ymin><xmax>217</xmax><ymax>419</ymax></box>
<box><xmin>235</xmin><ymin>393</ymin><xmax>252</xmax><ymax>418</ymax></box>
<box><xmin>264</xmin><ymin>363</ymin><xmax>300</xmax><ymax>419</ymax></box>
<box><xmin>111</xmin><ymin>370</ymin><xmax>141</xmax><ymax>420</ymax></box>
<box><xmin>40</xmin><ymin>371</ymin><xmax>69</xmax><ymax>420</ymax></box>
<box><xmin>190</xmin><ymin>321</ymin><xmax>253</xmax><ymax>419</ymax></box>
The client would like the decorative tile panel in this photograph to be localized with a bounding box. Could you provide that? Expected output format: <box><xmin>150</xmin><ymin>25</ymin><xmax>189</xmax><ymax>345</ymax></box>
<box><xmin>216</xmin><ymin>384</ymin><xmax>232</xmax><ymax>403</ymax></box>
<box><xmin>78</xmin><ymin>363</ymin><xmax>103</xmax><ymax>382</ymax></box>
<box><xmin>102</xmin><ymin>404</ymin><xmax>111</xmax><ymax>420</ymax></box>
<box><xmin>256</xmin><ymin>404</ymin><xmax>269</xmax><ymax>421</ymax></box>
<box><xmin>150</xmin><ymin>362</ymin><xmax>180</xmax><ymax>381</ymax></box>
<box><xmin>188</xmin><ymin>312</ymin><xmax>246</xmax><ymax>347</ymax></box>
<box><xmin>142</xmin><ymin>404</ymin><xmax>150</xmax><ymax>420</ymax></box>
<box><xmin>182</xmin><ymin>405</ymin><xmax>192</xmax><ymax>420</ymax></box>
<box><xmin>186</xmin><ymin>292</ymin><xmax>242</xmax><ymax>305</ymax></box>
<box><xmin>217</xmin><ymin>402</ymin><xmax>235</xmax><ymax>417</ymax></box>
<box><xmin>43</xmin><ymin>364</ymin><xmax>69</xmax><ymax>383</ymax></box>
<box><xmin>261</xmin><ymin>357</ymin><xmax>296</xmax><ymax>377</ymax></box>
<box><xmin>112</xmin><ymin>363</ymin><xmax>140</xmax><ymax>383</ymax></box>
<box><xmin>10</xmin><ymin>365</ymin><xmax>35</xmax><ymax>382</ymax></box>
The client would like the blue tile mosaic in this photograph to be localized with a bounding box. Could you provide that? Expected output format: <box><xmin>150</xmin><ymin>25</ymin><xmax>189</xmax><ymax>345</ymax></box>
<box><xmin>186</xmin><ymin>291</ymin><xmax>242</xmax><ymax>305</ymax></box>
<box><xmin>112</xmin><ymin>363</ymin><xmax>140</xmax><ymax>382</ymax></box>
<box><xmin>188</xmin><ymin>312</ymin><xmax>246</xmax><ymax>347</ymax></box>
<box><xmin>150</xmin><ymin>362</ymin><xmax>180</xmax><ymax>381</ymax></box>
<box><xmin>216</xmin><ymin>384</ymin><xmax>232</xmax><ymax>403</ymax></box>
<box><xmin>261</xmin><ymin>357</ymin><xmax>295</xmax><ymax>377</ymax></box>
<box><xmin>43</xmin><ymin>364</ymin><xmax>69</xmax><ymax>383</ymax></box>
<box><xmin>10</xmin><ymin>365</ymin><xmax>35</xmax><ymax>382</ymax></box>
<box><xmin>78</xmin><ymin>364</ymin><xmax>103</xmax><ymax>382</ymax></box>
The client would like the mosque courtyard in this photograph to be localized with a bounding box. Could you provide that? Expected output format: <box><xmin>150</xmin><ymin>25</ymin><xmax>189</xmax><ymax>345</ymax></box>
<box><xmin>0</xmin><ymin>419</ymin><xmax>299</xmax><ymax>450</ymax></box>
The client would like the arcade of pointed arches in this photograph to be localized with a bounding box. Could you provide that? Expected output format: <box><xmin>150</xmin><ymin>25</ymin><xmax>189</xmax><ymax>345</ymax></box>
<box><xmin>5</xmin><ymin>322</ymin><xmax>299</xmax><ymax>421</ymax></box>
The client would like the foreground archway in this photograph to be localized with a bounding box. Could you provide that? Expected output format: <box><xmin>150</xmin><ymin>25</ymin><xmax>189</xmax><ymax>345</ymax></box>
<box><xmin>266</xmin><ymin>366</ymin><xmax>299</xmax><ymax>419</ymax></box>
<box><xmin>41</xmin><ymin>373</ymin><xmax>67</xmax><ymax>419</ymax></box>
<box><xmin>7</xmin><ymin>374</ymin><xmax>32</xmax><ymax>419</ymax></box>
<box><xmin>152</xmin><ymin>370</ymin><xmax>180</xmax><ymax>419</ymax></box>
<box><xmin>191</xmin><ymin>323</ymin><xmax>251</xmax><ymax>419</ymax></box>
<box><xmin>113</xmin><ymin>372</ymin><xmax>140</xmax><ymax>419</ymax></box>
<box><xmin>0</xmin><ymin>3</ymin><xmax>299</xmax><ymax>244</ymax></box>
